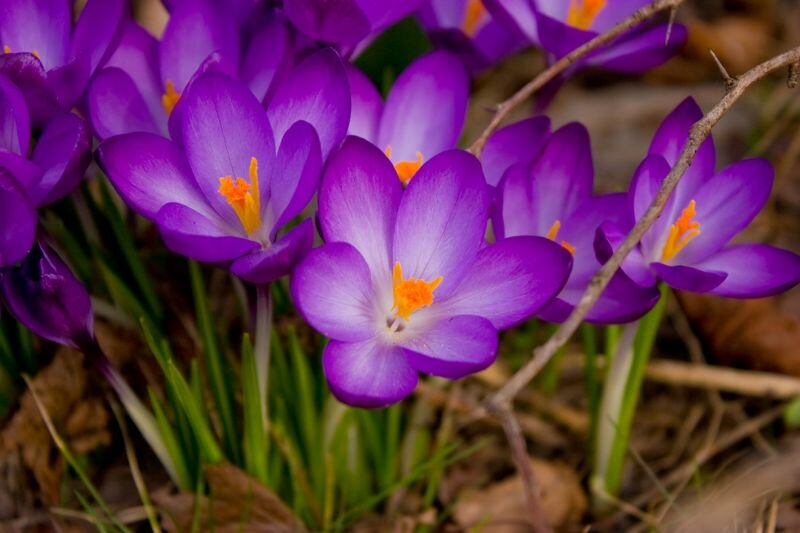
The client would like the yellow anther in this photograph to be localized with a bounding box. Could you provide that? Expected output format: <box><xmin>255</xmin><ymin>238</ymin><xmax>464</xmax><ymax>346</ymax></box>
<box><xmin>463</xmin><ymin>0</ymin><xmax>487</xmax><ymax>36</ymax></box>
<box><xmin>161</xmin><ymin>80</ymin><xmax>180</xmax><ymax>115</ymax></box>
<box><xmin>567</xmin><ymin>0</ymin><xmax>607</xmax><ymax>30</ymax></box>
<box><xmin>545</xmin><ymin>219</ymin><xmax>576</xmax><ymax>255</ymax></box>
<box><xmin>2</xmin><ymin>45</ymin><xmax>10</xmax><ymax>54</ymax></box>
<box><xmin>218</xmin><ymin>157</ymin><xmax>262</xmax><ymax>235</ymax></box>
<box><xmin>391</xmin><ymin>262</ymin><xmax>443</xmax><ymax>321</ymax></box>
<box><xmin>385</xmin><ymin>146</ymin><xmax>424</xmax><ymax>186</ymax></box>
<box><xmin>661</xmin><ymin>199</ymin><xmax>700</xmax><ymax>262</ymax></box>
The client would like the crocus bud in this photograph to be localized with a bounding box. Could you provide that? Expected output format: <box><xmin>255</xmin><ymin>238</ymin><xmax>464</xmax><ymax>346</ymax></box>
<box><xmin>0</xmin><ymin>242</ymin><xmax>93</xmax><ymax>350</ymax></box>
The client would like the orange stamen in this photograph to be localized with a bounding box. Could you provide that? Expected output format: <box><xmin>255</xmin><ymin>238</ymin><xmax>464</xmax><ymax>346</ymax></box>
<box><xmin>661</xmin><ymin>199</ymin><xmax>700</xmax><ymax>262</ymax></box>
<box><xmin>161</xmin><ymin>80</ymin><xmax>180</xmax><ymax>115</ymax></box>
<box><xmin>31</xmin><ymin>49</ymin><xmax>40</xmax><ymax>59</ymax></box>
<box><xmin>391</xmin><ymin>262</ymin><xmax>443</xmax><ymax>321</ymax></box>
<box><xmin>385</xmin><ymin>146</ymin><xmax>424</xmax><ymax>185</ymax></box>
<box><xmin>2</xmin><ymin>45</ymin><xmax>10</xmax><ymax>54</ymax></box>
<box><xmin>463</xmin><ymin>0</ymin><xmax>487</xmax><ymax>36</ymax></box>
<box><xmin>567</xmin><ymin>0</ymin><xmax>607</xmax><ymax>30</ymax></box>
<box><xmin>218</xmin><ymin>157</ymin><xmax>262</xmax><ymax>234</ymax></box>
<box><xmin>545</xmin><ymin>219</ymin><xmax>576</xmax><ymax>255</ymax></box>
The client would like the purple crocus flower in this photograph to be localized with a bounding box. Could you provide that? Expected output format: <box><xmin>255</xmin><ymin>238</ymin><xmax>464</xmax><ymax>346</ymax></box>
<box><xmin>0</xmin><ymin>242</ymin><xmax>93</xmax><ymax>349</ymax></box>
<box><xmin>346</xmin><ymin>51</ymin><xmax>468</xmax><ymax>186</ymax></box>
<box><xmin>597</xmin><ymin>97</ymin><xmax>800</xmax><ymax>298</ymax></box>
<box><xmin>0</xmin><ymin>0</ymin><xmax>126</xmax><ymax>125</ymax></box>
<box><xmin>291</xmin><ymin>137</ymin><xmax>572</xmax><ymax>407</ymax></box>
<box><xmin>97</xmin><ymin>63</ymin><xmax>349</xmax><ymax>284</ymax></box>
<box><xmin>88</xmin><ymin>4</ymin><xmax>297</xmax><ymax>140</ymax></box>
<box><xmin>0</xmin><ymin>75</ymin><xmax>92</xmax><ymax>267</ymax></box>
<box><xmin>494</xmin><ymin>122</ymin><xmax>659</xmax><ymax>323</ymax></box>
<box><xmin>417</xmin><ymin>0</ymin><xmax>527</xmax><ymax>72</ymax></box>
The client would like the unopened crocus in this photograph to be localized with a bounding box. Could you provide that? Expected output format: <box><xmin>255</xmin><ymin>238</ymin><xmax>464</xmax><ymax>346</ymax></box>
<box><xmin>597</xmin><ymin>97</ymin><xmax>800</xmax><ymax>297</ymax></box>
<box><xmin>0</xmin><ymin>0</ymin><xmax>126</xmax><ymax>124</ymax></box>
<box><xmin>347</xmin><ymin>51</ymin><xmax>468</xmax><ymax>185</ymax></box>
<box><xmin>0</xmin><ymin>75</ymin><xmax>92</xmax><ymax>267</ymax></box>
<box><xmin>417</xmin><ymin>0</ymin><xmax>526</xmax><ymax>72</ymax></box>
<box><xmin>291</xmin><ymin>137</ymin><xmax>572</xmax><ymax>407</ymax></box>
<box><xmin>494</xmin><ymin>122</ymin><xmax>659</xmax><ymax>323</ymax></box>
<box><xmin>97</xmin><ymin>67</ymin><xmax>348</xmax><ymax>284</ymax></box>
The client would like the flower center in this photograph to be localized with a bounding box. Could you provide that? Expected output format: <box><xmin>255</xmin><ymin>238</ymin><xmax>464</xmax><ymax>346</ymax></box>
<box><xmin>462</xmin><ymin>0</ymin><xmax>487</xmax><ymax>36</ymax></box>
<box><xmin>385</xmin><ymin>146</ymin><xmax>424</xmax><ymax>186</ymax></box>
<box><xmin>391</xmin><ymin>262</ymin><xmax>442</xmax><ymax>321</ymax></box>
<box><xmin>3</xmin><ymin>45</ymin><xmax>40</xmax><ymax>59</ymax></box>
<box><xmin>545</xmin><ymin>220</ymin><xmax>576</xmax><ymax>255</ymax></box>
<box><xmin>217</xmin><ymin>157</ymin><xmax>262</xmax><ymax>235</ymax></box>
<box><xmin>566</xmin><ymin>0</ymin><xmax>607</xmax><ymax>30</ymax></box>
<box><xmin>661</xmin><ymin>199</ymin><xmax>700</xmax><ymax>262</ymax></box>
<box><xmin>162</xmin><ymin>80</ymin><xmax>181</xmax><ymax>115</ymax></box>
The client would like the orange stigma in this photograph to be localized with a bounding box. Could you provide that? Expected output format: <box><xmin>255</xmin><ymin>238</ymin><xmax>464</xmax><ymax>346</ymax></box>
<box><xmin>545</xmin><ymin>220</ymin><xmax>576</xmax><ymax>255</ymax></box>
<box><xmin>391</xmin><ymin>262</ymin><xmax>443</xmax><ymax>321</ymax></box>
<box><xmin>218</xmin><ymin>157</ymin><xmax>262</xmax><ymax>234</ymax></box>
<box><xmin>162</xmin><ymin>80</ymin><xmax>180</xmax><ymax>115</ymax></box>
<box><xmin>661</xmin><ymin>200</ymin><xmax>700</xmax><ymax>262</ymax></box>
<box><xmin>567</xmin><ymin>0</ymin><xmax>607</xmax><ymax>30</ymax></box>
<box><xmin>385</xmin><ymin>146</ymin><xmax>424</xmax><ymax>185</ymax></box>
<box><xmin>463</xmin><ymin>0</ymin><xmax>487</xmax><ymax>36</ymax></box>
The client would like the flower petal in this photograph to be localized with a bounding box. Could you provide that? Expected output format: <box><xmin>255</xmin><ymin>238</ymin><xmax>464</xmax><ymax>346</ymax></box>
<box><xmin>345</xmin><ymin>63</ymin><xmax>382</xmax><ymax>143</ymax></box>
<box><xmin>30</xmin><ymin>112</ymin><xmax>92</xmax><ymax>206</ymax></box>
<box><xmin>69</xmin><ymin>0</ymin><xmax>126</xmax><ymax>75</ymax></box>
<box><xmin>323</xmin><ymin>339</ymin><xmax>417</xmax><ymax>408</ymax></box>
<box><xmin>267</xmin><ymin>48</ymin><xmax>350</xmax><ymax>158</ymax></box>
<box><xmin>0</xmin><ymin>0</ymin><xmax>70</xmax><ymax>70</ymax></box>
<box><xmin>87</xmin><ymin>67</ymin><xmax>161</xmax><ymax>139</ymax></box>
<box><xmin>481</xmin><ymin>116</ymin><xmax>550</xmax><ymax>187</ymax></box>
<box><xmin>0</xmin><ymin>53</ymin><xmax>59</xmax><ymax>125</ymax></box>
<box><xmin>0</xmin><ymin>169</ymin><xmax>36</xmax><ymax>267</ymax></box>
<box><xmin>402</xmin><ymin>315</ymin><xmax>498</xmax><ymax>379</ymax></box>
<box><xmin>587</xmin><ymin>23</ymin><xmax>687</xmax><ymax>73</ymax></box>
<box><xmin>230</xmin><ymin>218</ymin><xmax>315</xmax><ymax>284</ymax></box>
<box><xmin>393</xmin><ymin>149</ymin><xmax>490</xmax><ymax>298</ymax></box>
<box><xmin>283</xmin><ymin>0</ymin><xmax>371</xmax><ymax>47</ymax></box>
<box><xmin>440</xmin><ymin>236</ymin><xmax>572</xmax><ymax>329</ymax></box>
<box><xmin>240</xmin><ymin>12</ymin><xmax>294</xmax><ymax>103</ymax></box>
<box><xmin>104</xmin><ymin>22</ymin><xmax>163</xmax><ymax>120</ymax></box>
<box><xmin>650</xmin><ymin>262</ymin><xmax>726</xmax><ymax>293</ymax></box>
<box><xmin>376</xmin><ymin>51</ymin><xmax>468</xmax><ymax>162</ymax></box>
<box><xmin>0</xmin><ymin>73</ymin><xmax>29</xmax><ymax>154</ymax></box>
<box><xmin>594</xmin><ymin>221</ymin><xmax>657</xmax><ymax>288</ymax></box>
<box><xmin>694</xmin><ymin>245</ymin><xmax>800</xmax><ymax>298</ymax></box>
<box><xmin>291</xmin><ymin>241</ymin><xmax>377</xmax><ymax>342</ymax></box>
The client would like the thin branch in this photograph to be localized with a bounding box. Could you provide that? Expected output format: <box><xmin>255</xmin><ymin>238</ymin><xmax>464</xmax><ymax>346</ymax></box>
<box><xmin>490</xmin><ymin>44</ymin><xmax>800</xmax><ymax>409</ymax></box>
<box><xmin>467</xmin><ymin>0</ymin><xmax>685</xmax><ymax>156</ymax></box>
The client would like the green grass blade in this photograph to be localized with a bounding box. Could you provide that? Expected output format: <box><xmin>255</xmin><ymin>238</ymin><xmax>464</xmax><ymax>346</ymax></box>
<box><xmin>148</xmin><ymin>389</ymin><xmax>192</xmax><ymax>490</ymax></box>
<box><xmin>241</xmin><ymin>333</ymin><xmax>269</xmax><ymax>485</ymax></box>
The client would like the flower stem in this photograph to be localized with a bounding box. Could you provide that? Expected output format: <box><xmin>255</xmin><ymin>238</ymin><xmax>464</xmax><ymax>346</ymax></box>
<box><xmin>254</xmin><ymin>284</ymin><xmax>273</xmax><ymax>431</ymax></box>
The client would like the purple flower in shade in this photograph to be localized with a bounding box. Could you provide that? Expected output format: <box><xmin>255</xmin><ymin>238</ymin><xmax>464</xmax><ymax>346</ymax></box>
<box><xmin>346</xmin><ymin>51</ymin><xmax>469</xmax><ymax>186</ymax></box>
<box><xmin>97</xmin><ymin>61</ymin><xmax>350</xmax><ymax>284</ymax></box>
<box><xmin>0</xmin><ymin>0</ymin><xmax>126</xmax><ymax>125</ymax></box>
<box><xmin>0</xmin><ymin>242</ymin><xmax>93</xmax><ymax>350</ymax></box>
<box><xmin>283</xmin><ymin>0</ymin><xmax>426</xmax><ymax>53</ymax></box>
<box><xmin>290</xmin><ymin>137</ymin><xmax>572</xmax><ymax>408</ymax></box>
<box><xmin>0</xmin><ymin>75</ymin><xmax>92</xmax><ymax>267</ymax></box>
<box><xmin>416</xmin><ymin>0</ymin><xmax>527</xmax><ymax>72</ymax></box>
<box><xmin>493</xmin><ymin>122</ymin><xmax>660</xmax><ymax>323</ymax></box>
<box><xmin>87</xmin><ymin>4</ymin><xmax>297</xmax><ymax>140</ymax></box>
<box><xmin>596</xmin><ymin>97</ymin><xmax>800</xmax><ymax>298</ymax></box>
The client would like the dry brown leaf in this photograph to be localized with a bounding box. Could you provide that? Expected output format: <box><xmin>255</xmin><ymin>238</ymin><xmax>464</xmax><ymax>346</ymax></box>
<box><xmin>454</xmin><ymin>457</ymin><xmax>586</xmax><ymax>532</ymax></box>
<box><xmin>679</xmin><ymin>293</ymin><xmax>800</xmax><ymax>377</ymax></box>
<box><xmin>156</xmin><ymin>463</ymin><xmax>305</xmax><ymax>532</ymax></box>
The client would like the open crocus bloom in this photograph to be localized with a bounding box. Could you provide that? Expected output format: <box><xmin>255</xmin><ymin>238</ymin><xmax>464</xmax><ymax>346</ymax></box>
<box><xmin>0</xmin><ymin>75</ymin><xmax>92</xmax><ymax>267</ymax></box>
<box><xmin>291</xmin><ymin>137</ymin><xmax>572</xmax><ymax>407</ymax></box>
<box><xmin>597</xmin><ymin>98</ymin><xmax>800</xmax><ymax>297</ymax></box>
<box><xmin>494</xmin><ymin>122</ymin><xmax>659</xmax><ymax>323</ymax></box>
<box><xmin>0</xmin><ymin>0</ymin><xmax>126</xmax><ymax>125</ymax></box>
<box><xmin>417</xmin><ymin>0</ymin><xmax>526</xmax><ymax>72</ymax></box>
<box><xmin>88</xmin><ymin>4</ymin><xmax>298</xmax><ymax>140</ymax></box>
<box><xmin>346</xmin><ymin>51</ymin><xmax>469</xmax><ymax>186</ymax></box>
<box><xmin>97</xmin><ymin>71</ymin><xmax>339</xmax><ymax>284</ymax></box>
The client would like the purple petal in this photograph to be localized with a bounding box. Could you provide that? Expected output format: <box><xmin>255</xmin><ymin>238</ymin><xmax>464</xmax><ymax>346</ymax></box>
<box><xmin>590</xmin><ymin>0</ymin><xmax>654</xmax><ymax>32</ymax></box>
<box><xmin>0</xmin><ymin>0</ymin><xmax>70</xmax><ymax>70</ymax></box>
<box><xmin>345</xmin><ymin>63</ymin><xmax>382</xmax><ymax>143</ymax></box>
<box><xmin>402</xmin><ymin>315</ymin><xmax>498</xmax><ymax>378</ymax></box>
<box><xmin>323</xmin><ymin>339</ymin><xmax>417</xmax><ymax>408</ymax></box>
<box><xmin>594</xmin><ymin>221</ymin><xmax>657</xmax><ymax>287</ymax></box>
<box><xmin>269</xmin><ymin>121</ymin><xmax>322</xmax><ymax>238</ymax></box>
<box><xmin>481</xmin><ymin>116</ymin><xmax>550</xmax><ymax>187</ymax></box>
<box><xmin>179</xmin><ymin>72</ymin><xmax>276</xmax><ymax>226</ymax></box>
<box><xmin>291</xmin><ymin>241</ymin><xmax>377</xmax><ymax>342</ymax></box>
<box><xmin>629</xmin><ymin>155</ymin><xmax>677</xmax><ymax>258</ymax></box>
<box><xmin>0</xmin><ymin>73</ymin><xmax>29</xmax><ymax>154</ymax></box>
<box><xmin>440</xmin><ymin>236</ymin><xmax>572</xmax><ymax>329</ymax></box>
<box><xmin>69</xmin><ymin>0</ymin><xmax>126</xmax><ymax>75</ymax></box>
<box><xmin>283</xmin><ymin>0</ymin><xmax>371</xmax><ymax>47</ymax></box>
<box><xmin>0</xmin><ymin>53</ymin><xmax>59</xmax><ymax>125</ymax></box>
<box><xmin>587</xmin><ymin>23</ymin><xmax>687</xmax><ymax>73</ymax></box>
<box><xmin>535</xmin><ymin>11</ymin><xmax>592</xmax><ymax>59</ymax></box>
<box><xmin>87</xmin><ymin>67</ymin><xmax>161</xmax><ymax>139</ymax></box>
<box><xmin>0</xmin><ymin>151</ymin><xmax>41</xmax><ymax>190</ymax></box>
<box><xmin>30</xmin><ymin>112</ymin><xmax>91</xmax><ymax>205</ymax></box>
<box><xmin>241</xmin><ymin>12</ymin><xmax>294</xmax><ymax>103</ymax></box>
<box><xmin>694</xmin><ymin>245</ymin><xmax>800</xmax><ymax>298</ymax></box>
<box><xmin>97</xmin><ymin>132</ymin><xmax>211</xmax><ymax>219</ymax></box>
<box><xmin>357</xmin><ymin>0</ymin><xmax>427</xmax><ymax>30</ymax></box>
<box><xmin>376</xmin><ymin>51</ymin><xmax>468</xmax><ymax>162</ymax></box>
<box><xmin>484</xmin><ymin>0</ymin><xmax>539</xmax><ymax>42</ymax></box>
<box><xmin>0</xmin><ymin>170</ymin><xmax>36</xmax><ymax>267</ymax></box>
<box><xmin>650</xmin><ymin>262</ymin><xmax>726</xmax><ymax>293</ymax></box>
<box><xmin>319</xmin><ymin>136</ymin><xmax>402</xmax><ymax>283</ymax></box>
<box><xmin>46</xmin><ymin>56</ymin><xmax>90</xmax><ymax>111</ymax></box>
<box><xmin>393</xmin><ymin>150</ymin><xmax>490</xmax><ymax>298</ymax></box>
<box><xmin>155</xmin><ymin>202</ymin><xmax>258</xmax><ymax>262</ymax></box>
<box><xmin>230</xmin><ymin>218</ymin><xmax>315</xmax><ymax>284</ymax></box>
<box><xmin>267</xmin><ymin>48</ymin><xmax>350</xmax><ymax>158</ymax></box>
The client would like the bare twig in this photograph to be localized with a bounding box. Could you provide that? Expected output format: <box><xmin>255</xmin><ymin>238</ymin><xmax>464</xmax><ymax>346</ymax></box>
<box><xmin>467</xmin><ymin>0</ymin><xmax>685</xmax><ymax>156</ymax></box>
<box><xmin>490</xmin><ymin>44</ymin><xmax>800</xmax><ymax>409</ymax></box>
<box><xmin>709</xmin><ymin>49</ymin><xmax>737</xmax><ymax>92</ymax></box>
